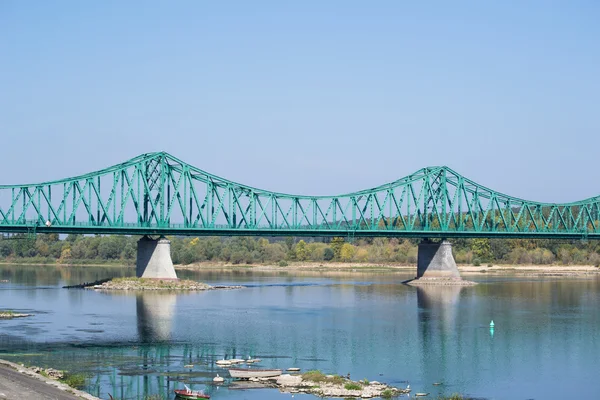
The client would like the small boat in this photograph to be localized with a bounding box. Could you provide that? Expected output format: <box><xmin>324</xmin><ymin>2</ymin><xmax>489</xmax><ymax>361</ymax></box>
<box><xmin>415</xmin><ymin>393</ymin><xmax>430</xmax><ymax>397</ymax></box>
<box><xmin>216</xmin><ymin>360</ymin><xmax>231</xmax><ymax>366</ymax></box>
<box><xmin>229</xmin><ymin>367</ymin><xmax>282</xmax><ymax>379</ymax></box>
<box><xmin>174</xmin><ymin>385</ymin><xmax>210</xmax><ymax>399</ymax></box>
<box><xmin>213</xmin><ymin>374</ymin><xmax>224</xmax><ymax>383</ymax></box>
<box><xmin>287</xmin><ymin>367</ymin><xmax>301</xmax><ymax>372</ymax></box>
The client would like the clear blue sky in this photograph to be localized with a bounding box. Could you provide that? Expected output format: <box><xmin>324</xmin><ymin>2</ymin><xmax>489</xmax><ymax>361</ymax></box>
<box><xmin>1</xmin><ymin>1</ymin><xmax>598</xmax><ymax>202</ymax></box>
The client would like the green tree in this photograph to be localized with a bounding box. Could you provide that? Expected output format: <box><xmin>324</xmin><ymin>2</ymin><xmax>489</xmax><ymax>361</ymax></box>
<box><xmin>330</xmin><ymin>237</ymin><xmax>345</xmax><ymax>260</ymax></box>
<box><xmin>295</xmin><ymin>240</ymin><xmax>309</xmax><ymax>261</ymax></box>
<box><xmin>340</xmin><ymin>243</ymin><xmax>356</xmax><ymax>262</ymax></box>
<box><xmin>472</xmin><ymin>238</ymin><xmax>493</xmax><ymax>262</ymax></box>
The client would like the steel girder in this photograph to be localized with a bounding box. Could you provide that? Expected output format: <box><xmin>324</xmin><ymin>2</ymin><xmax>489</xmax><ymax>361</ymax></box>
<box><xmin>1</xmin><ymin>152</ymin><xmax>599</xmax><ymax>239</ymax></box>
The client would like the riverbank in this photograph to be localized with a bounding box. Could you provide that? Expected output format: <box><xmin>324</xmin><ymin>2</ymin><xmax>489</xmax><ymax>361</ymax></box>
<box><xmin>1</xmin><ymin>259</ymin><xmax>598</xmax><ymax>277</ymax></box>
<box><xmin>0</xmin><ymin>359</ymin><xmax>100</xmax><ymax>400</ymax></box>
<box><xmin>177</xmin><ymin>261</ymin><xmax>600</xmax><ymax>276</ymax></box>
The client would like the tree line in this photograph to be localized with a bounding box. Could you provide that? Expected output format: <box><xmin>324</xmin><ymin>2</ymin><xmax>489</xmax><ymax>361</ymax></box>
<box><xmin>0</xmin><ymin>234</ymin><xmax>599</xmax><ymax>266</ymax></box>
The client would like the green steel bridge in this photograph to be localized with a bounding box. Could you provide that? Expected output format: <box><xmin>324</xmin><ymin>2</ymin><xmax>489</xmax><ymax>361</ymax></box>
<box><xmin>1</xmin><ymin>151</ymin><xmax>599</xmax><ymax>240</ymax></box>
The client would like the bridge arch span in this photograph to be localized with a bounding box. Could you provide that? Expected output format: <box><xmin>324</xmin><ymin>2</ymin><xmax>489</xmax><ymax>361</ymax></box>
<box><xmin>0</xmin><ymin>152</ymin><xmax>598</xmax><ymax>239</ymax></box>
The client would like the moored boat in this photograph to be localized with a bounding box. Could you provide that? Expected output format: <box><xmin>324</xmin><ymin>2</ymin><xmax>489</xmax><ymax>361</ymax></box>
<box><xmin>174</xmin><ymin>385</ymin><xmax>210</xmax><ymax>399</ymax></box>
<box><xmin>229</xmin><ymin>367</ymin><xmax>282</xmax><ymax>379</ymax></box>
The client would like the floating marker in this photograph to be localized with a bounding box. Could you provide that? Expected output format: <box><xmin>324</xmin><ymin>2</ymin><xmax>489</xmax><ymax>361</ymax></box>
<box><xmin>489</xmin><ymin>320</ymin><xmax>495</xmax><ymax>328</ymax></box>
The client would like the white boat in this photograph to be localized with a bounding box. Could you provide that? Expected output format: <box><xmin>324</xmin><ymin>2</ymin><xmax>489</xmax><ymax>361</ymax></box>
<box><xmin>216</xmin><ymin>360</ymin><xmax>232</xmax><ymax>366</ymax></box>
<box><xmin>228</xmin><ymin>367</ymin><xmax>282</xmax><ymax>379</ymax></box>
<box><xmin>229</xmin><ymin>358</ymin><xmax>246</xmax><ymax>364</ymax></box>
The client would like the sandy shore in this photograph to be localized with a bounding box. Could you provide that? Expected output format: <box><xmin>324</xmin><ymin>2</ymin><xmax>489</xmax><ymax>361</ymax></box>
<box><xmin>176</xmin><ymin>261</ymin><xmax>600</xmax><ymax>276</ymax></box>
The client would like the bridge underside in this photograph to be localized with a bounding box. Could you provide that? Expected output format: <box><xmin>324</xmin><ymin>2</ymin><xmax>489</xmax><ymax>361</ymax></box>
<box><xmin>0</xmin><ymin>226</ymin><xmax>596</xmax><ymax>240</ymax></box>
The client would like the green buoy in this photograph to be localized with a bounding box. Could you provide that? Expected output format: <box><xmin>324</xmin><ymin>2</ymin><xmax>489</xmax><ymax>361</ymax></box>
<box><xmin>490</xmin><ymin>320</ymin><xmax>495</xmax><ymax>328</ymax></box>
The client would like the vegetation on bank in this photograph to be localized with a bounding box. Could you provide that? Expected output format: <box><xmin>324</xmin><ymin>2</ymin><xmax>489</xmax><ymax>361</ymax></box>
<box><xmin>1</xmin><ymin>233</ymin><xmax>600</xmax><ymax>267</ymax></box>
<box><xmin>59</xmin><ymin>372</ymin><xmax>87</xmax><ymax>389</ymax></box>
<box><xmin>301</xmin><ymin>370</ymin><xmax>345</xmax><ymax>385</ymax></box>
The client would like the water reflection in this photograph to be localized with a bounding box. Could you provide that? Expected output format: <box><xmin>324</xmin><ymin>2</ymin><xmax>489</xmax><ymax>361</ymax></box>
<box><xmin>136</xmin><ymin>293</ymin><xmax>177</xmax><ymax>343</ymax></box>
<box><xmin>2</xmin><ymin>265</ymin><xmax>600</xmax><ymax>400</ymax></box>
<box><xmin>417</xmin><ymin>285</ymin><xmax>464</xmax><ymax>329</ymax></box>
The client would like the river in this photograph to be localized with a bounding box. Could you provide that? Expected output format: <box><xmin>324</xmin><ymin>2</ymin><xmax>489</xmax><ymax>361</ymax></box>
<box><xmin>0</xmin><ymin>265</ymin><xmax>599</xmax><ymax>400</ymax></box>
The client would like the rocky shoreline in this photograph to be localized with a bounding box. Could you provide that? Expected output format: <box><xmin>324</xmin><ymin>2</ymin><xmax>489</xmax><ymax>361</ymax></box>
<box><xmin>243</xmin><ymin>372</ymin><xmax>410</xmax><ymax>398</ymax></box>
<box><xmin>91</xmin><ymin>277</ymin><xmax>243</xmax><ymax>291</ymax></box>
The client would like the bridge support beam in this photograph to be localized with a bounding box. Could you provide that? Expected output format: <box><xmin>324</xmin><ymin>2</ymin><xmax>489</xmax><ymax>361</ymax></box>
<box><xmin>406</xmin><ymin>240</ymin><xmax>475</xmax><ymax>286</ymax></box>
<box><xmin>136</xmin><ymin>236</ymin><xmax>178</xmax><ymax>279</ymax></box>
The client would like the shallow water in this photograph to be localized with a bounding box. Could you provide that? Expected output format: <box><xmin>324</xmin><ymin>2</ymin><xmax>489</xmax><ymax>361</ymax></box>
<box><xmin>0</xmin><ymin>265</ymin><xmax>599</xmax><ymax>400</ymax></box>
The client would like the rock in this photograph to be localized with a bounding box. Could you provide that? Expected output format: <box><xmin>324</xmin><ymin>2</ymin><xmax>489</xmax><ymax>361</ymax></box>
<box><xmin>44</xmin><ymin>368</ymin><xmax>64</xmax><ymax>379</ymax></box>
<box><xmin>276</xmin><ymin>374</ymin><xmax>302</xmax><ymax>387</ymax></box>
<box><xmin>92</xmin><ymin>278</ymin><xmax>244</xmax><ymax>291</ymax></box>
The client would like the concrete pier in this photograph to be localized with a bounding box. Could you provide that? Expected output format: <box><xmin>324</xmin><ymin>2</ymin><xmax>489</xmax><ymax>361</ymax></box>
<box><xmin>136</xmin><ymin>236</ymin><xmax>178</xmax><ymax>279</ymax></box>
<box><xmin>407</xmin><ymin>240</ymin><xmax>475</xmax><ymax>286</ymax></box>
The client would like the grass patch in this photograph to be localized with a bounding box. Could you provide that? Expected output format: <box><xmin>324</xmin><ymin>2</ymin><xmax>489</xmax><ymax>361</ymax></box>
<box><xmin>302</xmin><ymin>370</ymin><xmax>327</xmax><ymax>382</ymax></box>
<box><xmin>301</xmin><ymin>370</ymin><xmax>345</xmax><ymax>385</ymax></box>
<box><xmin>381</xmin><ymin>389</ymin><xmax>395</xmax><ymax>399</ymax></box>
<box><xmin>437</xmin><ymin>395</ymin><xmax>465</xmax><ymax>400</ymax></box>
<box><xmin>359</xmin><ymin>378</ymin><xmax>369</xmax><ymax>385</ymax></box>
<box><xmin>59</xmin><ymin>373</ymin><xmax>87</xmax><ymax>389</ymax></box>
<box><xmin>344</xmin><ymin>382</ymin><xmax>362</xmax><ymax>390</ymax></box>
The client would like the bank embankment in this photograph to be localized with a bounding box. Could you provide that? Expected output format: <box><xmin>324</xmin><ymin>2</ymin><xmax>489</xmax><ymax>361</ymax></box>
<box><xmin>0</xmin><ymin>359</ymin><xmax>100</xmax><ymax>400</ymax></box>
<box><xmin>176</xmin><ymin>261</ymin><xmax>600</xmax><ymax>277</ymax></box>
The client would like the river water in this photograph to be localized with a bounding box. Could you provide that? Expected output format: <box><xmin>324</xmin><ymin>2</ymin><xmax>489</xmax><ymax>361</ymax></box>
<box><xmin>0</xmin><ymin>265</ymin><xmax>599</xmax><ymax>400</ymax></box>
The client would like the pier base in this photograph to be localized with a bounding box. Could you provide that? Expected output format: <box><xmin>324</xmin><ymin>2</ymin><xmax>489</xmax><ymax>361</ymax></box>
<box><xmin>406</xmin><ymin>240</ymin><xmax>475</xmax><ymax>286</ymax></box>
<box><xmin>136</xmin><ymin>236</ymin><xmax>178</xmax><ymax>279</ymax></box>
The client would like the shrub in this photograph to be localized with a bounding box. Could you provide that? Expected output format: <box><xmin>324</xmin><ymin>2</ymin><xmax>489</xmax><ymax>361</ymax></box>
<box><xmin>60</xmin><ymin>373</ymin><xmax>86</xmax><ymax>389</ymax></box>
<box><xmin>278</xmin><ymin>260</ymin><xmax>288</xmax><ymax>267</ymax></box>
<box><xmin>301</xmin><ymin>371</ymin><xmax>345</xmax><ymax>385</ymax></box>
<box><xmin>472</xmin><ymin>258</ymin><xmax>481</xmax><ymax>267</ymax></box>
<box><xmin>323</xmin><ymin>247</ymin><xmax>335</xmax><ymax>261</ymax></box>
<box><xmin>344</xmin><ymin>382</ymin><xmax>362</xmax><ymax>390</ymax></box>
<box><xmin>381</xmin><ymin>389</ymin><xmax>395</xmax><ymax>398</ymax></box>
<box><xmin>302</xmin><ymin>370</ymin><xmax>326</xmax><ymax>382</ymax></box>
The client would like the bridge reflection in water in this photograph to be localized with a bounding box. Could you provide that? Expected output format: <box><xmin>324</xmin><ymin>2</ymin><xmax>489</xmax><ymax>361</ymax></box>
<box><xmin>136</xmin><ymin>293</ymin><xmax>177</xmax><ymax>343</ymax></box>
<box><xmin>416</xmin><ymin>285</ymin><xmax>467</xmax><ymax>388</ymax></box>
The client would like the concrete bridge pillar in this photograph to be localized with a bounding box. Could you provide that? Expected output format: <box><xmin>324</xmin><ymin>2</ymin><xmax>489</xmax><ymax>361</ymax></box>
<box><xmin>136</xmin><ymin>236</ymin><xmax>178</xmax><ymax>279</ymax></box>
<box><xmin>407</xmin><ymin>240</ymin><xmax>475</xmax><ymax>286</ymax></box>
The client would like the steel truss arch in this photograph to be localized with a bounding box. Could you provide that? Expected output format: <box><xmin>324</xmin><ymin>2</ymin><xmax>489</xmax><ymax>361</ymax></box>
<box><xmin>1</xmin><ymin>152</ymin><xmax>599</xmax><ymax>239</ymax></box>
